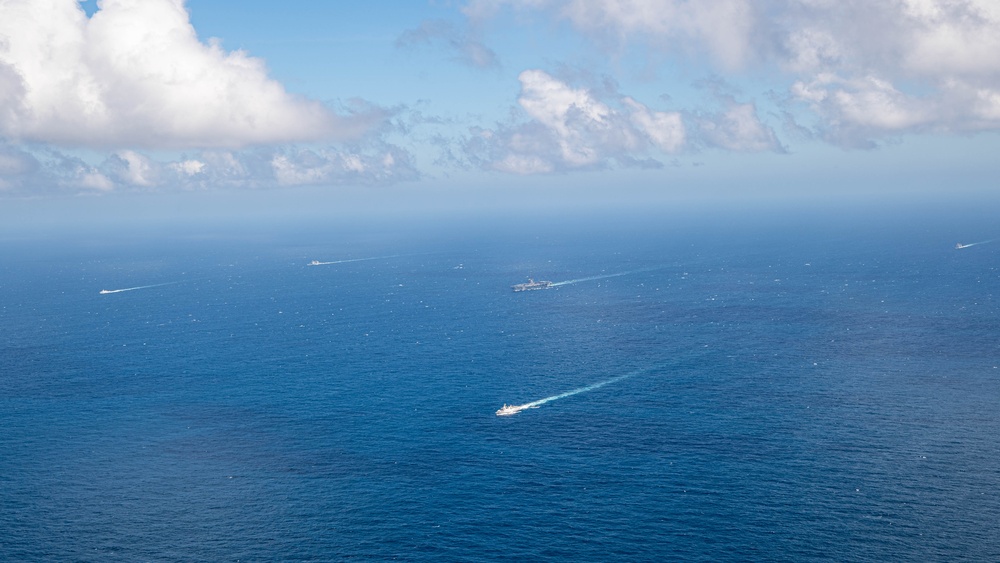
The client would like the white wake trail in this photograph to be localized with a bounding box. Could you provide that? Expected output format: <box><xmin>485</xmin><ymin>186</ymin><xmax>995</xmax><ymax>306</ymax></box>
<box><xmin>549</xmin><ymin>267</ymin><xmax>660</xmax><ymax>287</ymax></box>
<box><xmin>955</xmin><ymin>239</ymin><xmax>994</xmax><ymax>249</ymax></box>
<box><xmin>307</xmin><ymin>253</ymin><xmax>429</xmax><ymax>266</ymax></box>
<box><xmin>99</xmin><ymin>282</ymin><xmax>178</xmax><ymax>295</ymax></box>
<box><xmin>496</xmin><ymin>367</ymin><xmax>653</xmax><ymax>416</ymax></box>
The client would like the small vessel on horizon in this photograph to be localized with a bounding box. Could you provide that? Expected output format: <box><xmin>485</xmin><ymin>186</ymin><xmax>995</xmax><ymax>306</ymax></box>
<box><xmin>512</xmin><ymin>278</ymin><xmax>553</xmax><ymax>292</ymax></box>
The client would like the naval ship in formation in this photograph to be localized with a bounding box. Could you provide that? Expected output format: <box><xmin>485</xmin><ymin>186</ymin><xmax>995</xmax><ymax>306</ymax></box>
<box><xmin>496</xmin><ymin>404</ymin><xmax>538</xmax><ymax>416</ymax></box>
<box><xmin>512</xmin><ymin>278</ymin><xmax>553</xmax><ymax>292</ymax></box>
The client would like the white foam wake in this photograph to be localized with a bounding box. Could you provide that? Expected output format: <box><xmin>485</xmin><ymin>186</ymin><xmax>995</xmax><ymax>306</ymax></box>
<box><xmin>496</xmin><ymin>367</ymin><xmax>652</xmax><ymax>416</ymax></box>
<box><xmin>955</xmin><ymin>239</ymin><xmax>994</xmax><ymax>249</ymax></box>
<box><xmin>309</xmin><ymin>253</ymin><xmax>428</xmax><ymax>266</ymax></box>
<box><xmin>549</xmin><ymin>267</ymin><xmax>660</xmax><ymax>287</ymax></box>
<box><xmin>99</xmin><ymin>282</ymin><xmax>178</xmax><ymax>294</ymax></box>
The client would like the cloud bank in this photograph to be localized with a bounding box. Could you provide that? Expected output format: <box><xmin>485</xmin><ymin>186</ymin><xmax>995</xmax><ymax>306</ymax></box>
<box><xmin>0</xmin><ymin>0</ymin><xmax>372</xmax><ymax>149</ymax></box>
<box><xmin>465</xmin><ymin>0</ymin><xmax>1000</xmax><ymax>146</ymax></box>
<box><xmin>462</xmin><ymin>70</ymin><xmax>778</xmax><ymax>174</ymax></box>
<box><xmin>6</xmin><ymin>0</ymin><xmax>999</xmax><ymax>191</ymax></box>
<box><xmin>0</xmin><ymin>143</ymin><xmax>419</xmax><ymax>195</ymax></box>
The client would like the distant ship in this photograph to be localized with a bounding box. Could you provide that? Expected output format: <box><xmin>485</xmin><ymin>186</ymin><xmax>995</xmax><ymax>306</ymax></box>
<box><xmin>496</xmin><ymin>404</ymin><xmax>537</xmax><ymax>416</ymax></box>
<box><xmin>512</xmin><ymin>278</ymin><xmax>553</xmax><ymax>292</ymax></box>
<box><xmin>99</xmin><ymin>289</ymin><xmax>112</xmax><ymax>294</ymax></box>
<box><xmin>956</xmin><ymin>243</ymin><xmax>966</xmax><ymax>249</ymax></box>
<box><xmin>308</xmin><ymin>260</ymin><xmax>321</xmax><ymax>266</ymax></box>
<box><xmin>496</xmin><ymin>404</ymin><xmax>519</xmax><ymax>416</ymax></box>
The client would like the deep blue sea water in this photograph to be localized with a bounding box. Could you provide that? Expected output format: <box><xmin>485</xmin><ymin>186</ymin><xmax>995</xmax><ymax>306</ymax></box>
<box><xmin>2</xmin><ymin>208</ymin><xmax>999</xmax><ymax>561</ymax></box>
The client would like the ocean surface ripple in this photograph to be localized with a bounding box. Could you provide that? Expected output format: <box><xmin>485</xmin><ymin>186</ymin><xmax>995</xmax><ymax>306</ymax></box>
<box><xmin>2</xmin><ymin>215</ymin><xmax>999</xmax><ymax>561</ymax></box>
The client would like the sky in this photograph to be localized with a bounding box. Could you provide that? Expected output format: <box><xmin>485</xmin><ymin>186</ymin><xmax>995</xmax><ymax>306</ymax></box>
<box><xmin>1</xmin><ymin>0</ymin><xmax>999</xmax><ymax>212</ymax></box>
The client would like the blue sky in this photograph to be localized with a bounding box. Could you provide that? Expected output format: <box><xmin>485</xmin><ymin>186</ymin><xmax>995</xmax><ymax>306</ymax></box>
<box><xmin>1</xmin><ymin>0</ymin><xmax>999</xmax><ymax>205</ymax></box>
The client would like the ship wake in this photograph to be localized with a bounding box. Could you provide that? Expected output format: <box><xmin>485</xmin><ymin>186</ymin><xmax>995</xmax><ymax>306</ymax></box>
<box><xmin>955</xmin><ymin>240</ymin><xmax>994</xmax><ymax>249</ymax></box>
<box><xmin>99</xmin><ymin>282</ymin><xmax>178</xmax><ymax>295</ymax></box>
<box><xmin>307</xmin><ymin>252</ymin><xmax>436</xmax><ymax>266</ymax></box>
<box><xmin>496</xmin><ymin>367</ymin><xmax>652</xmax><ymax>416</ymax></box>
<box><xmin>550</xmin><ymin>267</ymin><xmax>660</xmax><ymax>287</ymax></box>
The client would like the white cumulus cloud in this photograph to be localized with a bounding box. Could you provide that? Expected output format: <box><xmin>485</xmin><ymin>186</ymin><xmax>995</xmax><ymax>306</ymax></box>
<box><xmin>0</xmin><ymin>0</ymin><xmax>374</xmax><ymax>149</ymax></box>
<box><xmin>110</xmin><ymin>150</ymin><xmax>158</xmax><ymax>187</ymax></box>
<box><xmin>691</xmin><ymin>100</ymin><xmax>782</xmax><ymax>152</ymax></box>
<box><xmin>463</xmin><ymin>70</ymin><xmax>692</xmax><ymax>174</ymax></box>
<box><xmin>462</xmin><ymin>70</ymin><xmax>779</xmax><ymax>174</ymax></box>
<box><xmin>623</xmin><ymin>97</ymin><xmax>685</xmax><ymax>153</ymax></box>
<box><xmin>171</xmin><ymin>159</ymin><xmax>206</xmax><ymax>176</ymax></box>
<box><xmin>464</xmin><ymin>0</ymin><xmax>755</xmax><ymax>68</ymax></box>
<box><xmin>466</xmin><ymin>0</ymin><xmax>1000</xmax><ymax>146</ymax></box>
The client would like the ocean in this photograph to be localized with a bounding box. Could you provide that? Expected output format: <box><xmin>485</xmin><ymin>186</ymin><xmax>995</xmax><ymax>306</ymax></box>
<box><xmin>2</xmin><ymin>206</ymin><xmax>999</xmax><ymax>561</ymax></box>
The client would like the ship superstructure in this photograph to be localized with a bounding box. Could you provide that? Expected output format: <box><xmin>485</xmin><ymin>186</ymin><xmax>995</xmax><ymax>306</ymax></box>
<box><xmin>496</xmin><ymin>404</ymin><xmax>537</xmax><ymax>416</ymax></box>
<box><xmin>512</xmin><ymin>278</ymin><xmax>553</xmax><ymax>292</ymax></box>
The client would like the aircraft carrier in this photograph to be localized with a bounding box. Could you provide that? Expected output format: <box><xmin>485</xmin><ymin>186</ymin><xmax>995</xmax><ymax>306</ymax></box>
<box><xmin>512</xmin><ymin>278</ymin><xmax>553</xmax><ymax>292</ymax></box>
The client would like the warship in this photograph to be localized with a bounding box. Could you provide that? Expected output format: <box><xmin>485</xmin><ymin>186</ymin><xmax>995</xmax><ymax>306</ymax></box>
<box><xmin>496</xmin><ymin>404</ymin><xmax>537</xmax><ymax>416</ymax></box>
<box><xmin>512</xmin><ymin>278</ymin><xmax>553</xmax><ymax>292</ymax></box>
